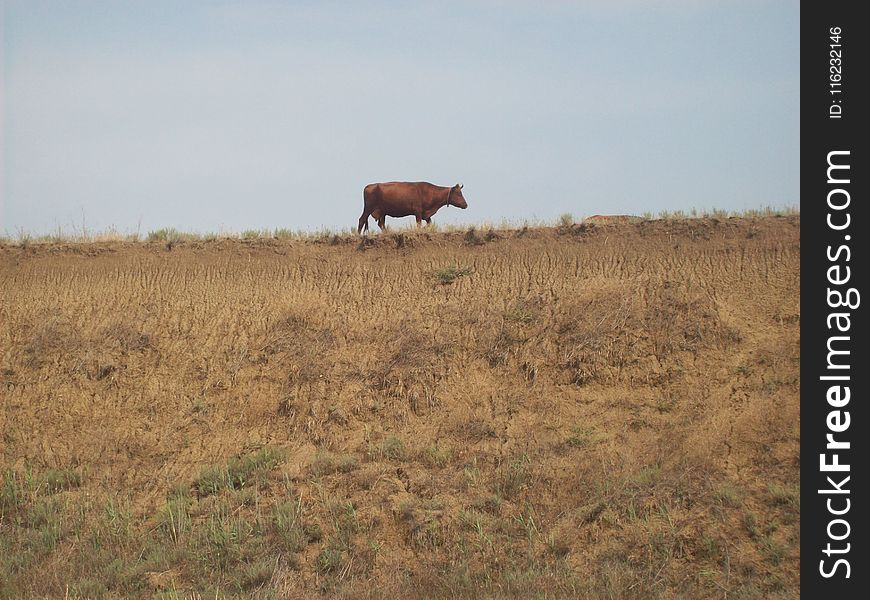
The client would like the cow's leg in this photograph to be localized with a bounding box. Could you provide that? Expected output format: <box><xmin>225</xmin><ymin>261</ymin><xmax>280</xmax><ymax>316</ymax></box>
<box><xmin>415</xmin><ymin>214</ymin><xmax>423</xmax><ymax>227</ymax></box>
<box><xmin>370</xmin><ymin>209</ymin><xmax>386</xmax><ymax>231</ymax></box>
<box><xmin>425</xmin><ymin>217</ymin><xmax>432</xmax><ymax>226</ymax></box>
<box><xmin>357</xmin><ymin>210</ymin><xmax>371</xmax><ymax>234</ymax></box>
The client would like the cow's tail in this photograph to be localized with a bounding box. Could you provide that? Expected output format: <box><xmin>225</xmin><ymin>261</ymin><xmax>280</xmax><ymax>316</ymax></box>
<box><xmin>358</xmin><ymin>186</ymin><xmax>372</xmax><ymax>234</ymax></box>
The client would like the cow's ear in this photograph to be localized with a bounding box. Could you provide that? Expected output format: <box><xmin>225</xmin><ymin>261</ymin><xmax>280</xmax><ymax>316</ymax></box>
<box><xmin>459</xmin><ymin>183</ymin><xmax>464</xmax><ymax>189</ymax></box>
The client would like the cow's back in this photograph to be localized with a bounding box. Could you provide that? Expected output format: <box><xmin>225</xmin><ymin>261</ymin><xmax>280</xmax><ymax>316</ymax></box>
<box><xmin>377</xmin><ymin>182</ymin><xmax>435</xmax><ymax>199</ymax></box>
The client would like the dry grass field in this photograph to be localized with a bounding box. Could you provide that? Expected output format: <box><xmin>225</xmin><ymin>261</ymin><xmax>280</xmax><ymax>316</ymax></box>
<box><xmin>0</xmin><ymin>216</ymin><xmax>800</xmax><ymax>599</ymax></box>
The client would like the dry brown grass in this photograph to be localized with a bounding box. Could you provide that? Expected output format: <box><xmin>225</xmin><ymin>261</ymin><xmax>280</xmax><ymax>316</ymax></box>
<box><xmin>0</xmin><ymin>216</ymin><xmax>800</xmax><ymax>598</ymax></box>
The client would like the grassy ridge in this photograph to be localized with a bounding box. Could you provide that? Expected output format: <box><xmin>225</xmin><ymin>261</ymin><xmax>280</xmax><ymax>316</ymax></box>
<box><xmin>2</xmin><ymin>206</ymin><xmax>799</xmax><ymax>246</ymax></box>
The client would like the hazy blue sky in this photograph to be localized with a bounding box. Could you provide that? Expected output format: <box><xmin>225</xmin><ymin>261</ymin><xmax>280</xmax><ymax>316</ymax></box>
<box><xmin>2</xmin><ymin>0</ymin><xmax>799</xmax><ymax>235</ymax></box>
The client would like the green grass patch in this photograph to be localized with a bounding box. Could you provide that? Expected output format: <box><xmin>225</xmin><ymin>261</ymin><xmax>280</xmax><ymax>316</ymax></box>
<box><xmin>712</xmin><ymin>483</ymin><xmax>743</xmax><ymax>508</ymax></box>
<box><xmin>41</xmin><ymin>468</ymin><xmax>82</xmax><ymax>494</ymax></box>
<box><xmin>628</xmin><ymin>464</ymin><xmax>662</xmax><ymax>489</ymax></box>
<box><xmin>433</xmin><ymin>264</ymin><xmax>473</xmax><ymax>285</ymax></box>
<box><xmin>505</xmin><ymin>299</ymin><xmax>542</xmax><ymax>324</ymax></box>
<box><xmin>566</xmin><ymin>426</ymin><xmax>593</xmax><ymax>448</ymax></box>
<box><xmin>368</xmin><ymin>435</ymin><xmax>407</xmax><ymax>462</ymax></box>
<box><xmin>195</xmin><ymin>447</ymin><xmax>286</xmax><ymax>496</ymax></box>
<box><xmin>307</xmin><ymin>451</ymin><xmax>359</xmax><ymax>477</ymax></box>
<box><xmin>272</xmin><ymin>498</ymin><xmax>308</xmax><ymax>552</ymax></box>
<box><xmin>103</xmin><ymin>497</ymin><xmax>133</xmax><ymax>540</ymax></box>
<box><xmin>767</xmin><ymin>482</ymin><xmax>800</xmax><ymax>510</ymax></box>
<box><xmin>146</xmin><ymin>227</ymin><xmax>186</xmax><ymax>242</ymax></box>
<box><xmin>492</xmin><ymin>455</ymin><xmax>532</xmax><ymax>500</ymax></box>
<box><xmin>420</xmin><ymin>445</ymin><xmax>452</xmax><ymax>467</ymax></box>
<box><xmin>242</xmin><ymin>229</ymin><xmax>265</xmax><ymax>239</ymax></box>
<box><xmin>157</xmin><ymin>492</ymin><xmax>192</xmax><ymax>545</ymax></box>
<box><xmin>315</xmin><ymin>500</ymin><xmax>370</xmax><ymax>585</ymax></box>
<box><xmin>1</xmin><ymin>469</ymin><xmax>24</xmax><ymax>517</ymax></box>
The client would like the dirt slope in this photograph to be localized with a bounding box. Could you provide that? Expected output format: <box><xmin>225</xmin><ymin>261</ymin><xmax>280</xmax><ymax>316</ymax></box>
<box><xmin>0</xmin><ymin>216</ymin><xmax>800</xmax><ymax>599</ymax></box>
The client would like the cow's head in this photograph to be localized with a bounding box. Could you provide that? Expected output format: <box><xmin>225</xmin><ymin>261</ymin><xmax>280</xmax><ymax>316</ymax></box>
<box><xmin>449</xmin><ymin>184</ymin><xmax>468</xmax><ymax>209</ymax></box>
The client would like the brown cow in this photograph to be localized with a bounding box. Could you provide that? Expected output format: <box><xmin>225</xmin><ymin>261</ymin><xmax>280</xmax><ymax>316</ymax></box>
<box><xmin>358</xmin><ymin>182</ymin><xmax>468</xmax><ymax>233</ymax></box>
